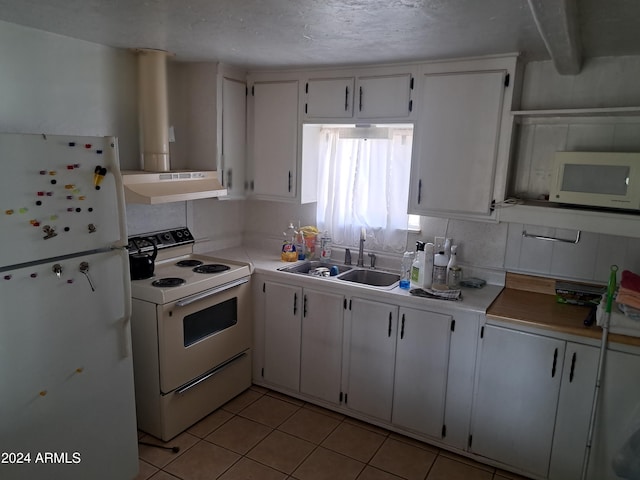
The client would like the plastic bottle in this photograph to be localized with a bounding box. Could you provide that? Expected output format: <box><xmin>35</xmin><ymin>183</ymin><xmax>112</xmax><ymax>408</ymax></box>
<box><xmin>410</xmin><ymin>241</ymin><xmax>425</xmax><ymax>289</ymax></box>
<box><xmin>423</xmin><ymin>242</ymin><xmax>434</xmax><ymax>289</ymax></box>
<box><xmin>433</xmin><ymin>248</ymin><xmax>448</xmax><ymax>286</ymax></box>
<box><xmin>399</xmin><ymin>251</ymin><xmax>414</xmax><ymax>290</ymax></box>
<box><xmin>295</xmin><ymin>222</ymin><xmax>305</xmax><ymax>260</ymax></box>
<box><xmin>320</xmin><ymin>231</ymin><xmax>332</xmax><ymax>263</ymax></box>
<box><xmin>447</xmin><ymin>245</ymin><xmax>462</xmax><ymax>287</ymax></box>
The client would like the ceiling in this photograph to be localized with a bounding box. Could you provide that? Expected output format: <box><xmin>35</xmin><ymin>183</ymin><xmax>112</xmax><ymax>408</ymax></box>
<box><xmin>1</xmin><ymin>0</ymin><xmax>640</xmax><ymax>73</ymax></box>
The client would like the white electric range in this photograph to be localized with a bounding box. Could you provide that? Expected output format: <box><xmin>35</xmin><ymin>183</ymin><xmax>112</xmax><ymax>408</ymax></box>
<box><xmin>128</xmin><ymin>228</ymin><xmax>253</xmax><ymax>441</ymax></box>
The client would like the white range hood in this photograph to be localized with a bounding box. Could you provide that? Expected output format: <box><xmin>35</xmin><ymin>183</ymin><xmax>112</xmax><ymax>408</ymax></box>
<box><xmin>123</xmin><ymin>49</ymin><xmax>226</xmax><ymax>204</ymax></box>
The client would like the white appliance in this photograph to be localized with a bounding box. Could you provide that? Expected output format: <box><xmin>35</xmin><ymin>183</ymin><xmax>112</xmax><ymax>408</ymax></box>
<box><xmin>550</xmin><ymin>151</ymin><xmax>640</xmax><ymax>210</ymax></box>
<box><xmin>128</xmin><ymin>228</ymin><xmax>252</xmax><ymax>441</ymax></box>
<box><xmin>0</xmin><ymin>133</ymin><xmax>138</xmax><ymax>479</ymax></box>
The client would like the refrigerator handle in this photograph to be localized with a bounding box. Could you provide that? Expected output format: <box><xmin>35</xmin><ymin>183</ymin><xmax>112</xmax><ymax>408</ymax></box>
<box><xmin>109</xmin><ymin>137</ymin><xmax>129</xmax><ymax>248</ymax></box>
<box><xmin>119</xmin><ymin>247</ymin><xmax>132</xmax><ymax>359</ymax></box>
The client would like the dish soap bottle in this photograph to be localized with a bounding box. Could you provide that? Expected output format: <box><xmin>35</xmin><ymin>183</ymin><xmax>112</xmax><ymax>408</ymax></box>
<box><xmin>320</xmin><ymin>231</ymin><xmax>332</xmax><ymax>263</ymax></box>
<box><xmin>400</xmin><ymin>251</ymin><xmax>414</xmax><ymax>290</ymax></box>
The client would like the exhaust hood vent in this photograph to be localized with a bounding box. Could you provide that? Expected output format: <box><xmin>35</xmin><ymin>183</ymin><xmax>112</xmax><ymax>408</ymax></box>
<box><xmin>123</xmin><ymin>171</ymin><xmax>226</xmax><ymax>204</ymax></box>
<box><xmin>123</xmin><ymin>49</ymin><xmax>227</xmax><ymax>204</ymax></box>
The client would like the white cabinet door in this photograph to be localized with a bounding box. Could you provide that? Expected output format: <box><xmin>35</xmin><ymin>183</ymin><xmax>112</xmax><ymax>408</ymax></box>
<box><xmin>251</xmin><ymin>80</ymin><xmax>298</xmax><ymax>198</ymax></box>
<box><xmin>470</xmin><ymin>325</ymin><xmax>565</xmax><ymax>478</ymax></box>
<box><xmin>587</xmin><ymin>347</ymin><xmax>640</xmax><ymax>480</ymax></box>
<box><xmin>410</xmin><ymin>70</ymin><xmax>506</xmax><ymax>217</ymax></box>
<box><xmin>262</xmin><ymin>281</ymin><xmax>301</xmax><ymax>391</ymax></box>
<box><xmin>346</xmin><ymin>298</ymin><xmax>398</xmax><ymax>421</ymax></box>
<box><xmin>305</xmin><ymin>77</ymin><xmax>354</xmax><ymax>119</ymax></box>
<box><xmin>220</xmin><ymin>76</ymin><xmax>246</xmax><ymax>199</ymax></box>
<box><xmin>393</xmin><ymin>307</ymin><xmax>452</xmax><ymax>439</ymax></box>
<box><xmin>356</xmin><ymin>73</ymin><xmax>413</xmax><ymax>119</ymax></box>
<box><xmin>300</xmin><ymin>288</ymin><xmax>345</xmax><ymax>404</ymax></box>
<box><xmin>549</xmin><ymin>342</ymin><xmax>599</xmax><ymax>480</ymax></box>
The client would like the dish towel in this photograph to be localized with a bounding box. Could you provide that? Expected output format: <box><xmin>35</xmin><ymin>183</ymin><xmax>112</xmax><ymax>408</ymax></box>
<box><xmin>618</xmin><ymin>270</ymin><xmax>640</xmax><ymax>310</ymax></box>
<box><xmin>410</xmin><ymin>288</ymin><xmax>462</xmax><ymax>301</ymax></box>
<box><xmin>596</xmin><ymin>293</ymin><xmax>640</xmax><ymax>337</ymax></box>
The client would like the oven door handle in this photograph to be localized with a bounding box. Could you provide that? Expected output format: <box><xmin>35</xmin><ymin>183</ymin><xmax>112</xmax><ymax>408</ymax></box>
<box><xmin>175</xmin><ymin>351</ymin><xmax>247</xmax><ymax>395</ymax></box>
<box><xmin>175</xmin><ymin>277</ymin><xmax>250</xmax><ymax>307</ymax></box>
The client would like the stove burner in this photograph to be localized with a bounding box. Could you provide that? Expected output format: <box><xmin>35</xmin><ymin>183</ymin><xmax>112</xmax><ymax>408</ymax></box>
<box><xmin>176</xmin><ymin>259</ymin><xmax>203</xmax><ymax>267</ymax></box>
<box><xmin>193</xmin><ymin>264</ymin><xmax>231</xmax><ymax>274</ymax></box>
<box><xmin>152</xmin><ymin>277</ymin><xmax>186</xmax><ymax>288</ymax></box>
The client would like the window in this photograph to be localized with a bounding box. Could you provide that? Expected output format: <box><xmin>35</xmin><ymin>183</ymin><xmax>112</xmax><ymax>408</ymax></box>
<box><xmin>313</xmin><ymin>124</ymin><xmax>415</xmax><ymax>253</ymax></box>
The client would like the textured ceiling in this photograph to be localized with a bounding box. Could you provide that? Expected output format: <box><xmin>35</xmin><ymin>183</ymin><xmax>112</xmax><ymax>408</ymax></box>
<box><xmin>0</xmin><ymin>0</ymin><xmax>639</xmax><ymax>69</ymax></box>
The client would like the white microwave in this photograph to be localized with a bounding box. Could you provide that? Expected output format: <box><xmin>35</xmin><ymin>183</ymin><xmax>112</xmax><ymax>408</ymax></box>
<box><xmin>550</xmin><ymin>151</ymin><xmax>640</xmax><ymax>210</ymax></box>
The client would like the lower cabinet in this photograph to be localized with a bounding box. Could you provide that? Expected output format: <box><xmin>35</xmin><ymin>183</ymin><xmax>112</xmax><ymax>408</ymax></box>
<box><xmin>470</xmin><ymin>324</ymin><xmax>599</xmax><ymax>479</ymax></box>
<box><xmin>392</xmin><ymin>307</ymin><xmax>453</xmax><ymax>439</ymax></box>
<box><xmin>549</xmin><ymin>342</ymin><xmax>599</xmax><ymax>480</ymax></box>
<box><xmin>261</xmin><ymin>280</ymin><xmax>346</xmax><ymax>401</ymax></box>
<box><xmin>262</xmin><ymin>281</ymin><xmax>301</xmax><ymax>391</ymax></box>
<box><xmin>299</xmin><ymin>288</ymin><xmax>345</xmax><ymax>404</ymax></box>
<box><xmin>345</xmin><ymin>297</ymin><xmax>398</xmax><ymax>421</ymax></box>
<box><xmin>586</xmin><ymin>347</ymin><xmax>640</xmax><ymax>480</ymax></box>
<box><xmin>344</xmin><ymin>298</ymin><xmax>454</xmax><ymax>435</ymax></box>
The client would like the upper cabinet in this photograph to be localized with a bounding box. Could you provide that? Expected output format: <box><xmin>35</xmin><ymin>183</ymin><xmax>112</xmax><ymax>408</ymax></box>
<box><xmin>304</xmin><ymin>69</ymin><xmax>415</xmax><ymax>121</ymax></box>
<box><xmin>356</xmin><ymin>73</ymin><xmax>413</xmax><ymax>119</ymax></box>
<box><xmin>305</xmin><ymin>77</ymin><xmax>354</xmax><ymax>119</ymax></box>
<box><xmin>408</xmin><ymin>55</ymin><xmax>519</xmax><ymax>221</ymax></box>
<box><xmin>248</xmin><ymin>78</ymin><xmax>299</xmax><ymax>200</ymax></box>
<box><xmin>217</xmin><ymin>67</ymin><xmax>247</xmax><ymax>200</ymax></box>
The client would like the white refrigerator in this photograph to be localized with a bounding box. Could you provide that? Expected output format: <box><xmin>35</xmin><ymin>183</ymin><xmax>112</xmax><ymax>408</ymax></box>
<box><xmin>0</xmin><ymin>133</ymin><xmax>138</xmax><ymax>479</ymax></box>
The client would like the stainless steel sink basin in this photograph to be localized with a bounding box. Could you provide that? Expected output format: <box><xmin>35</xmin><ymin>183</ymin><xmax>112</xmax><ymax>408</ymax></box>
<box><xmin>278</xmin><ymin>260</ymin><xmax>352</xmax><ymax>275</ymax></box>
<box><xmin>337</xmin><ymin>269</ymin><xmax>400</xmax><ymax>288</ymax></box>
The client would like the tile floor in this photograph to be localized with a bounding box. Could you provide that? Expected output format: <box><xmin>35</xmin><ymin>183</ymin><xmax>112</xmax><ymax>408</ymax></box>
<box><xmin>135</xmin><ymin>385</ymin><xmax>532</xmax><ymax>480</ymax></box>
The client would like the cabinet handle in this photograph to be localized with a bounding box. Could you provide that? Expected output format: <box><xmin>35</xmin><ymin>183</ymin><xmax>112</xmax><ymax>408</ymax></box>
<box><xmin>228</xmin><ymin>168</ymin><xmax>232</xmax><ymax>189</ymax></box>
<box><xmin>288</xmin><ymin>171</ymin><xmax>292</xmax><ymax>193</ymax></box>
<box><xmin>400</xmin><ymin>314</ymin><xmax>405</xmax><ymax>339</ymax></box>
<box><xmin>388</xmin><ymin>312</ymin><xmax>392</xmax><ymax>337</ymax></box>
<box><xmin>303</xmin><ymin>294</ymin><xmax>307</xmax><ymax>317</ymax></box>
<box><xmin>551</xmin><ymin>348</ymin><xmax>558</xmax><ymax>378</ymax></box>
<box><xmin>569</xmin><ymin>351</ymin><xmax>577</xmax><ymax>383</ymax></box>
<box><xmin>417</xmin><ymin>179</ymin><xmax>422</xmax><ymax>204</ymax></box>
<box><xmin>345</xmin><ymin>86</ymin><xmax>349</xmax><ymax>111</ymax></box>
<box><xmin>359</xmin><ymin>86</ymin><xmax>363</xmax><ymax>112</ymax></box>
<box><xmin>293</xmin><ymin>292</ymin><xmax>297</xmax><ymax>315</ymax></box>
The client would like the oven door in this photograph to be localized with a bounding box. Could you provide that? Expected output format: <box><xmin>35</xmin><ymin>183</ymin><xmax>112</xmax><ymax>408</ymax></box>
<box><xmin>157</xmin><ymin>277</ymin><xmax>251</xmax><ymax>393</ymax></box>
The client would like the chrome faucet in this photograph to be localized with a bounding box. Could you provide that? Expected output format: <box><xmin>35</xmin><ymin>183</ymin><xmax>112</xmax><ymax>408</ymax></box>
<box><xmin>357</xmin><ymin>228</ymin><xmax>366</xmax><ymax>267</ymax></box>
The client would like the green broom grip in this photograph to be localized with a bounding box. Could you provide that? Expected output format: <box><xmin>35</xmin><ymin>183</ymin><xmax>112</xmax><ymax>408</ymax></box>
<box><xmin>606</xmin><ymin>265</ymin><xmax>618</xmax><ymax>314</ymax></box>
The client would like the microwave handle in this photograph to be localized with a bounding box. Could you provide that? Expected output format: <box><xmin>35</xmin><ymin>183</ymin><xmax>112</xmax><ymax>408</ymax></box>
<box><xmin>175</xmin><ymin>277</ymin><xmax>249</xmax><ymax>307</ymax></box>
<box><xmin>522</xmin><ymin>230</ymin><xmax>581</xmax><ymax>244</ymax></box>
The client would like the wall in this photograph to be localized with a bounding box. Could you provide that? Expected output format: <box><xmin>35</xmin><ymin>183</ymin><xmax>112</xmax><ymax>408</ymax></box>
<box><xmin>0</xmin><ymin>20</ymin><xmax>138</xmax><ymax>167</ymax></box>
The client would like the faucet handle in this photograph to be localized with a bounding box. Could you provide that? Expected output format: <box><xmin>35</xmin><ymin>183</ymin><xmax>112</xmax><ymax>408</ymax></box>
<box><xmin>368</xmin><ymin>252</ymin><xmax>376</xmax><ymax>269</ymax></box>
<box><xmin>344</xmin><ymin>248</ymin><xmax>352</xmax><ymax>265</ymax></box>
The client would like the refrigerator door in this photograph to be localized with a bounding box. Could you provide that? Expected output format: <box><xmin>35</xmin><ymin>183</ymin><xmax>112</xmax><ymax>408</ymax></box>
<box><xmin>0</xmin><ymin>249</ymin><xmax>138</xmax><ymax>480</ymax></box>
<box><xmin>0</xmin><ymin>133</ymin><xmax>127</xmax><ymax>268</ymax></box>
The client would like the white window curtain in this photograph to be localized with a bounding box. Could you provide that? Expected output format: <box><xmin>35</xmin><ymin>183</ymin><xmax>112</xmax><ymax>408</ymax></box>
<box><xmin>316</xmin><ymin>126</ymin><xmax>413</xmax><ymax>253</ymax></box>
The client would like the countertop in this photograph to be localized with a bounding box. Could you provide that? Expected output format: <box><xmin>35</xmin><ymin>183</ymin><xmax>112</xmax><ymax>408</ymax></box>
<box><xmin>200</xmin><ymin>246</ymin><xmax>504</xmax><ymax>315</ymax></box>
<box><xmin>487</xmin><ymin>273</ymin><xmax>640</xmax><ymax>347</ymax></box>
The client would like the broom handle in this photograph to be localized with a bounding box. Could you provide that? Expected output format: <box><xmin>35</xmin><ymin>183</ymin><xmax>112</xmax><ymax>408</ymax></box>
<box><xmin>581</xmin><ymin>264</ymin><xmax>618</xmax><ymax>480</ymax></box>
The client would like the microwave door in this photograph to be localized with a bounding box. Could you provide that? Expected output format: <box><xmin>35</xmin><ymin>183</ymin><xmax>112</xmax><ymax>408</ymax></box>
<box><xmin>551</xmin><ymin>152</ymin><xmax>640</xmax><ymax>209</ymax></box>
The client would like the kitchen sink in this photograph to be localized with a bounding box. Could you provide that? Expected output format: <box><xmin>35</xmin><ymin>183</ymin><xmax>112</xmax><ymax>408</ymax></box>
<box><xmin>278</xmin><ymin>260</ymin><xmax>353</xmax><ymax>275</ymax></box>
<box><xmin>337</xmin><ymin>269</ymin><xmax>400</xmax><ymax>288</ymax></box>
